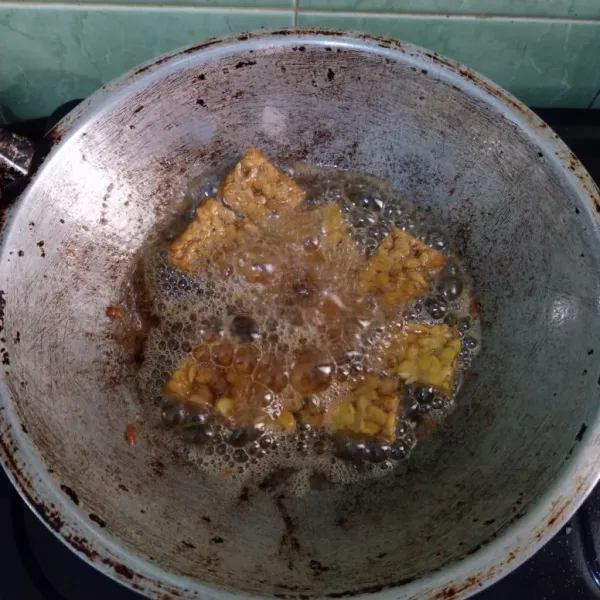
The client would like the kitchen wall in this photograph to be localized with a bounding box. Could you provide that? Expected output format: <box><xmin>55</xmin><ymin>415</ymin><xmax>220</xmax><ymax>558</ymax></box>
<box><xmin>1</xmin><ymin>0</ymin><xmax>599</xmax><ymax>123</ymax></box>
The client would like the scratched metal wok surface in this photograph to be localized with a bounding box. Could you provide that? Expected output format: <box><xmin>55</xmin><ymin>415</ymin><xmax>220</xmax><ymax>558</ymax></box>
<box><xmin>2</xmin><ymin>31</ymin><xmax>600</xmax><ymax>600</ymax></box>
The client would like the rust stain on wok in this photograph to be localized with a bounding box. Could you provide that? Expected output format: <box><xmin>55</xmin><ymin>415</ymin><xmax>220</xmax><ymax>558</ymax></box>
<box><xmin>0</xmin><ymin>428</ymin><xmax>161</xmax><ymax>592</ymax></box>
<box><xmin>542</xmin><ymin>475</ymin><xmax>587</xmax><ymax>531</ymax></box>
<box><xmin>45</xmin><ymin>128</ymin><xmax>63</xmax><ymax>146</ymax></box>
<box><xmin>0</xmin><ymin>436</ymin><xmax>64</xmax><ymax>533</ymax></box>
<box><xmin>428</xmin><ymin>576</ymin><xmax>484</xmax><ymax>600</ymax></box>
<box><xmin>64</xmin><ymin>535</ymin><xmax>99</xmax><ymax>561</ymax></box>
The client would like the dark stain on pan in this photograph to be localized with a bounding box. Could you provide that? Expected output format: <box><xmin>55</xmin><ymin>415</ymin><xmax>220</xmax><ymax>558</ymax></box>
<box><xmin>36</xmin><ymin>240</ymin><xmax>45</xmax><ymax>258</ymax></box>
<box><xmin>325</xmin><ymin>578</ymin><xmax>417</xmax><ymax>598</ymax></box>
<box><xmin>575</xmin><ymin>422</ymin><xmax>588</xmax><ymax>442</ymax></box>
<box><xmin>32</xmin><ymin>498</ymin><xmax>64</xmax><ymax>531</ymax></box>
<box><xmin>64</xmin><ymin>535</ymin><xmax>99</xmax><ymax>560</ymax></box>
<box><xmin>235</xmin><ymin>60</ymin><xmax>256</xmax><ymax>69</ymax></box>
<box><xmin>0</xmin><ymin>290</ymin><xmax>5</xmax><ymax>332</ymax></box>
<box><xmin>60</xmin><ymin>484</ymin><xmax>80</xmax><ymax>505</ymax></box>
<box><xmin>429</xmin><ymin>576</ymin><xmax>487</xmax><ymax>599</ymax></box>
<box><xmin>151</xmin><ymin>458</ymin><xmax>165</xmax><ymax>476</ymax></box>
<box><xmin>274</xmin><ymin>494</ymin><xmax>301</xmax><ymax>570</ymax></box>
<box><xmin>335</xmin><ymin>516</ymin><xmax>348</xmax><ymax>529</ymax></box>
<box><xmin>89</xmin><ymin>513</ymin><xmax>107</xmax><ymax>528</ymax></box>
<box><xmin>543</xmin><ymin>477</ymin><xmax>587</xmax><ymax>532</ymax></box>
<box><xmin>309</xmin><ymin>559</ymin><xmax>330</xmax><ymax>575</ymax></box>
<box><xmin>546</xmin><ymin>500</ymin><xmax>570</xmax><ymax>529</ymax></box>
<box><xmin>303</xmin><ymin>29</ymin><xmax>345</xmax><ymax>37</ymax></box>
<box><xmin>182</xmin><ymin>38</ymin><xmax>223</xmax><ymax>55</ymax></box>
<box><xmin>134</xmin><ymin>55</ymin><xmax>177</xmax><ymax>75</ymax></box>
<box><xmin>112</xmin><ymin>562</ymin><xmax>134</xmax><ymax>579</ymax></box>
<box><xmin>237</xmin><ymin>486</ymin><xmax>250</xmax><ymax>504</ymax></box>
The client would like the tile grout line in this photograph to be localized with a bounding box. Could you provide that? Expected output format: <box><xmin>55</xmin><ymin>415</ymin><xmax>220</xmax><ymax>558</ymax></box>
<box><xmin>297</xmin><ymin>9</ymin><xmax>600</xmax><ymax>23</ymax></box>
<box><xmin>0</xmin><ymin>2</ymin><xmax>599</xmax><ymax>22</ymax></box>
<box><xmin>0</xmin><ymin>2</ymin><xmax>294</xmax><ymax>11</ymax></box>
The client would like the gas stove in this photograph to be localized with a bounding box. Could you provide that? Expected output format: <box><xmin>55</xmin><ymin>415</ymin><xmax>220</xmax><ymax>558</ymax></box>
<box><xmin>1</xmin><ymin>105</ymin><xmax>600</xmax><ymax>600</ymax></box>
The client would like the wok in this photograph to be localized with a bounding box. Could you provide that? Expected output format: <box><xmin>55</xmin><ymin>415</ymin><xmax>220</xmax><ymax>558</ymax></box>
<box><xmin>1</xmin><ymin>29</ymin><xmax>600</xmax><ymax>600</ymax></box>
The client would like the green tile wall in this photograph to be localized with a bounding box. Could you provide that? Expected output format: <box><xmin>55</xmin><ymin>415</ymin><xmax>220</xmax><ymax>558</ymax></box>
<box><xmin>297</xmin><ymin>13</ymin><xmax>600</xmax><ymax>109</ymax></box>
<box><xmin>0</xmin><ymin>7</ymin><xmax>293</xmax><ymax>123</ymax></box>
<box><xmin>1</xmin><ymin>1</ymin><xmax>599</xmax><ymax>124</ymax></box>
<box><xmin>299</xmin><ymin>0</ymin><xmax>600</xmax><ymax>19</ymax></box>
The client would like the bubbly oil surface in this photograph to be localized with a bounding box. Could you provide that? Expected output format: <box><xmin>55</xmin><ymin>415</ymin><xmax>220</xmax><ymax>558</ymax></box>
<box><xmin>123</xmin><ymin>159</ymin><xmax>481</xmax><ymax>491</ymax></box>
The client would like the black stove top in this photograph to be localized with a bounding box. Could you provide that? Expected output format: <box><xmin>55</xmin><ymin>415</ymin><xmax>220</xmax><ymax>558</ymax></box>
<box><xmin>1</xmin><ymin>105</ymin><xmax>600</xmax><ymax>600</ymax></box>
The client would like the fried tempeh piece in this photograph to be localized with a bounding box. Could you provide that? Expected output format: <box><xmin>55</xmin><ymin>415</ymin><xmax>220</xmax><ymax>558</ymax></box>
<box><xmin>278</xmin><ymin>203</ymin><xmax>362</xmax><ymax>274</ymax></box>
<box><xmin>282</xmin><ymin>203</ymin><xmax>349</xmax><ymax>255</ymax></box>
<box><xmin>164</xmin><ymin>338</ymin><xmax>295</xmax><ymax>431</ymax></box>
<box><xmin>219</xmin><ymin>148</ymin><xmax>306</xmax><ymax>223</ymax></box>
<box><xmin>168</xmin><ymin>198</ymin><xmax>258</xmax><ymax>273</ymax></box>
<box><xmin>380</xmin><ymin>322</ymin><xmax>461</xmax><ymax>397</ymax></box>
<box><xmin>323</xmin><ymin>374</ymin><xmax>401</xmax><ymax>443</ymax></box>
<box><xmin>359</xmin><ymin>228</ymin><xmax>447</xmax><ymax>307</ymax></box>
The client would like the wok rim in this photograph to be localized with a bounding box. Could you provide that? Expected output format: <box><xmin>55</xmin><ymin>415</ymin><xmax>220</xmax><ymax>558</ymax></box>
<box><xmin>2</xmin><ymin>28</ymin><xmax>600</xmax><ymax>600</ymax></box>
